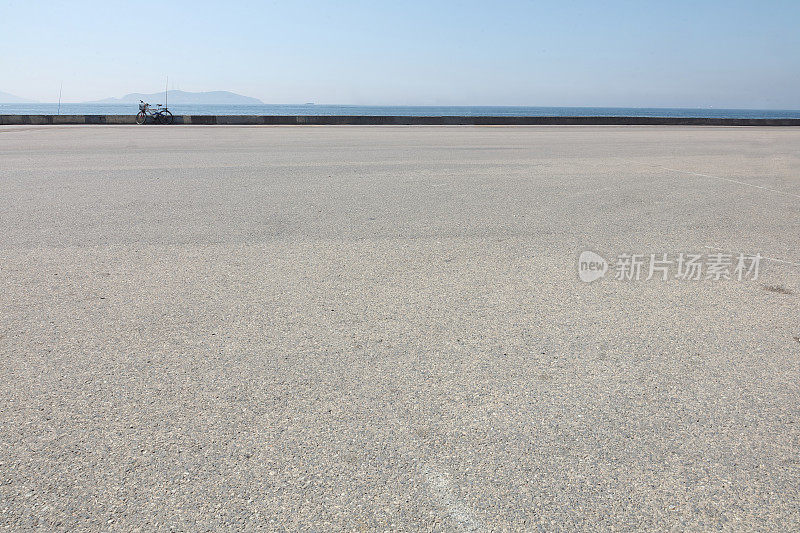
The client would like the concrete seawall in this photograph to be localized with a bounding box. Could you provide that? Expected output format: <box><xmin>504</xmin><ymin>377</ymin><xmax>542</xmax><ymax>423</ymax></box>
<box><xmin>2</xmin><ymin>115</ymin><xmax>800</xmax><ymax>126</ymax></box>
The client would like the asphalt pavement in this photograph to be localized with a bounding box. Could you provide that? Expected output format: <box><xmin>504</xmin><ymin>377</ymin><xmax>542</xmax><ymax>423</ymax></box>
<box><xmin>1</xmin><ymin>125</ymin><xmax>799</xmax><ymax>530</ymax></box>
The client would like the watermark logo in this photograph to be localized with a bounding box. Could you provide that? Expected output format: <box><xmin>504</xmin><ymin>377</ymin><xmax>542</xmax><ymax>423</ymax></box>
<box><xmin>578</xmin><ymin>251</ymin><xmax>609</xmax><ymax>282</ymax></box>
<box><xmin>578</xmin><ymin>251</ymin><xmax>761</xmax><ymax>283</ymax></box>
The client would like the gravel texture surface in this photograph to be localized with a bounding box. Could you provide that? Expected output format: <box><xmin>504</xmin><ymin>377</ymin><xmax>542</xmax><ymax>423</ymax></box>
<box><xmin>1</xmin><ymin>125</ymin><xmax>799</xmax><ymax>531</ymax></box>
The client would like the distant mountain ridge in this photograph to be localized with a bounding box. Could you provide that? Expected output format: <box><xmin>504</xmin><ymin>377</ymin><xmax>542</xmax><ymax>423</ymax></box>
<box><xmin>88</xmin><ymin>90</ymin><xmax>263</xmax><ymax>105</ymax></box>
<box><xmin>0</xmin><ymin>91</ymin><xmax>37</xmax><ymax>103</ymax></box>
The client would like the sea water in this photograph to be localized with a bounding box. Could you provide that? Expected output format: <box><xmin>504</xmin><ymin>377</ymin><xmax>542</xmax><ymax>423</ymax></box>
<box><xmin>1</xmin><ymin>103</ymin><xmax>798</xmax><ymax>118</ymax></box>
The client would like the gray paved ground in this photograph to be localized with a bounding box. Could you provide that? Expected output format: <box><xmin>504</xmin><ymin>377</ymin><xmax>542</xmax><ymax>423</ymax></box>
<box><xmin>1</xmin><ymin>125</ymin><xmax>799</xmax><ymax>531</ymax></box>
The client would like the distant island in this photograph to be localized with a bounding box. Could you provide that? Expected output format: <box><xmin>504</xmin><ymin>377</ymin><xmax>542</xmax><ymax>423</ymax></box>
<box><xmin>87</xmin><ymin>90</ymin><xmax>263</xmax><ymax>105</ymax></box>
<box><xmin>0</xmin><ymin>90</ymin><xmax>37</xmax><ymax>103</ymax></box>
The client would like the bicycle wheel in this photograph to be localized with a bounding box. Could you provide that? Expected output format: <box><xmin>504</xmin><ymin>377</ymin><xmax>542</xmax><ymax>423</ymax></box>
<box><xmin>161</xmin><ymin>110</ymin><xmax>174</xmax><ymax>125</ymax></box>
<box><xmin>136</xmin><ymin>111</ymin><xmax>147</xmax><ymax>125</ymax></box>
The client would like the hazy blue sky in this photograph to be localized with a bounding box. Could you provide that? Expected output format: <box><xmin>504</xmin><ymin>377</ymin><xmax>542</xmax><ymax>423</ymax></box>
<box><xmin>2</xmin><ymin>0</ymin><xmax>799</xmax><ymax>107</ymax></box>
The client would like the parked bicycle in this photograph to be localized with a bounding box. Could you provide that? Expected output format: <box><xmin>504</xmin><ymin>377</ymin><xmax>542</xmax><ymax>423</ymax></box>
<box><xmin>136</xmin><ymin>100</ymin><xmax>174</xmax><ymax>125</ymax></box>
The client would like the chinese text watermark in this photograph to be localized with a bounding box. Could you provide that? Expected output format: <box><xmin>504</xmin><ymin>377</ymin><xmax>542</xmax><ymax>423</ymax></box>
<box><xmin>578</xmin><ymin>251</ymin><xmax>761</xmax><ymax>283</ymax></box>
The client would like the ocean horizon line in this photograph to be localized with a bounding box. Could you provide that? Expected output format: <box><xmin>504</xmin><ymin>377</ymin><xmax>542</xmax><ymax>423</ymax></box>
<box><xmin>4</xmin><ymin>103</ymin><xmax>800</xmax><ymax>110</ymax></box>
<box><xmin>1</xmin><ymin>103</ymin><xmax>799</xmax><ymax>119</ymax></box>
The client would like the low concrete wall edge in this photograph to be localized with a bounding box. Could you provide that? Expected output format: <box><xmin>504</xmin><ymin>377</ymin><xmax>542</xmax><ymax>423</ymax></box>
<box><xmin>2</xmin><ymin>115</ymin><xmax>799</xmax><ymax>126</ymax></box>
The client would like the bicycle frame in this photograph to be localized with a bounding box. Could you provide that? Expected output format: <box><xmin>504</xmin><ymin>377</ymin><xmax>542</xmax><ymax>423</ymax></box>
<box><xmin>137</xmin><ymin>101</ymin><xmax>173</xmax><ymax>124</ymax></box>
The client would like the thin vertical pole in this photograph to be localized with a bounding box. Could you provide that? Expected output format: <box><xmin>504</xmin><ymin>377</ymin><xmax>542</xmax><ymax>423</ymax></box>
<box><xmin>57</xmin><ymin>82</ymin><xmax>62</xmax><ymax>115</ymax></box>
